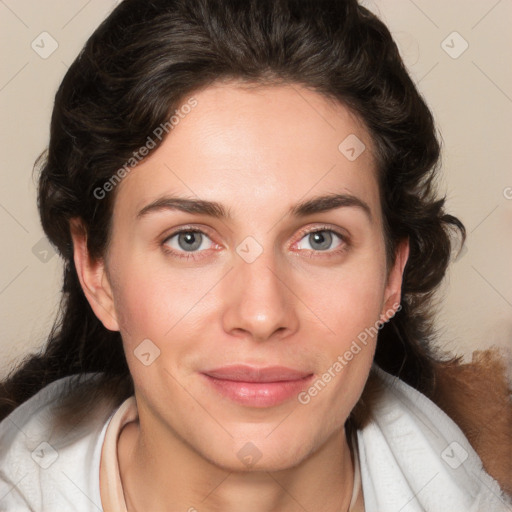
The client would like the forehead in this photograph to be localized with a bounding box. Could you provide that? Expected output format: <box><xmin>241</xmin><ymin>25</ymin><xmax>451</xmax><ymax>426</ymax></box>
<box><xmin>113</xmin><ymin>82</ymin><xmax>380</xmax><ymax>222</ymax></box>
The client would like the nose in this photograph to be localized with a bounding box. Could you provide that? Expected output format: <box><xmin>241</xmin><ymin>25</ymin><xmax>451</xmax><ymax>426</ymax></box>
<box><xmin>221</xmin><ymin>251</ymin><xmax>299</xmax><ymax>342</ymax></box>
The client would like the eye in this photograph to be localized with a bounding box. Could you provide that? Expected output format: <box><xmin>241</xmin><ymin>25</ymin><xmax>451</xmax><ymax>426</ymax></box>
<box><xmin>295</xmin><ymin>229</ymin><xmax>345</xmax><ymax>252</ymax></box>
<box><xmin>163</xmin><ymin>229</ymin><xmax>215</xmax><ymax>254</ymax></box>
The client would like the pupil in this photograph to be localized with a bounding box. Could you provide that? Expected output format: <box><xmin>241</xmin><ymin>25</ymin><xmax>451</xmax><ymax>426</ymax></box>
<box><xmin>310</xmin><ymin>231</ymin><xmax>332</xmax><ymax>250</ymax></box>
<box><xmin>178</xmin><ymin>232</ymin><xmax>202</xmax><ymax>251</ymax></box>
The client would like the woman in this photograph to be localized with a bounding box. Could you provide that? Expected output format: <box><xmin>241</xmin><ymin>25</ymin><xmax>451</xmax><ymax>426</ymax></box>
<box><xmin>0</xmin><ymin>0</ymin><xmax>510</xmax><ymax>510</ymax></box>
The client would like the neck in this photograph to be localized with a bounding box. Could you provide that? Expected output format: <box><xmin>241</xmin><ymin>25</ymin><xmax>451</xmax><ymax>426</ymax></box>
<box><xmin>118</xmin><ymin>407</ymin><xmax>356</xmax><ymax>512</ymax></box>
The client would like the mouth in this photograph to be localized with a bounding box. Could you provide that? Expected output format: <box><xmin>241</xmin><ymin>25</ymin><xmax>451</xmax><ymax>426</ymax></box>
<box><xmin>201</xmin><ymin>365</ymin><xmax>314</xmax><ymax>408</ymax></box>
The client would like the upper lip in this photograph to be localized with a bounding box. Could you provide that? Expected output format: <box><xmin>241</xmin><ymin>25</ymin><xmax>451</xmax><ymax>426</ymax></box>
<box><xmin>203</xmin><ymin>365</ymin><xmax>313</xmax><ymax>383</ymax></box>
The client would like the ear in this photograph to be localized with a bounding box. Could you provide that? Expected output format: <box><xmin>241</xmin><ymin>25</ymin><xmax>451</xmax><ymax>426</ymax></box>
<box><xmin>380</xmin><ymin>238</ymin><xmax>409</xmax><ymax>322</ymax></box>
<box><xmin>70</xmin><ymin>218</ymin><xmax>120</xmax><ymax>331</ymax></box>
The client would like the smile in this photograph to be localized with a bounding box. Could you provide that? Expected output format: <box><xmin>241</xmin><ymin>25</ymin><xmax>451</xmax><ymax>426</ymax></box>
<box><xmin>201</xmin><ymin>365</ymin><xmax>314</xmax><ymax>407</ymax></box>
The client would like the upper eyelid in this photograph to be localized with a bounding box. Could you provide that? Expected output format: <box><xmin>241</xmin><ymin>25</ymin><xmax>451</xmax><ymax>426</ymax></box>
<box><xmin>294</xmin><ymin>224</ymin><xmax>346</xmax><ymax>238</ymax></box>
<box><xmin>162</xmin><ymin>224</ymin><xmax>215</xmax><ymax>240</ymax></box>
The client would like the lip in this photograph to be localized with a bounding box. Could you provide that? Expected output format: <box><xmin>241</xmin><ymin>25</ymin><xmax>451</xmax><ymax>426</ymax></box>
<box><xmin>202</xmin><ymin>365</ymin><xmax>314</xmax><ymax>407</ymax></box>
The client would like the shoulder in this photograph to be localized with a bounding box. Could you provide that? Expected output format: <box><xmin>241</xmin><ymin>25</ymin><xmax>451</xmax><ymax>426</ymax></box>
<box><xmin>432</xmin><ymin>347</ymin><xmax>512</xmax><ymax>495</ymax></box>
<box><xmin>356</xmin><ymin>363</ymin><xmax>512</xmax><ymax>512</ymax></box>
<box><xmin>0</xmin><ymin>373</ymin><xmax>117</xmax><ymax>511</ymax></box>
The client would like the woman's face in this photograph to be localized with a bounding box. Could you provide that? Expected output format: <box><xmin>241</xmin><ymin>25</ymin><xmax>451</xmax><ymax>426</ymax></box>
<box><xmin>80</xmin><ymin>82</ymin><xmax>407</xmax><ymax>471</ymax></box>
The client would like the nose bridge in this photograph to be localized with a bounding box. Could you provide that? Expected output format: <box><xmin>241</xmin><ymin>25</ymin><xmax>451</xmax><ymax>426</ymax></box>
<box><xmin>241</xmin><ymin>249</ymin><xmax>283</xmax><ymax>301</ymax></box>
<box><xmin>221</xmin><ymin>243</ymin><xmax>298</xmax><ymax>340</ymax></box>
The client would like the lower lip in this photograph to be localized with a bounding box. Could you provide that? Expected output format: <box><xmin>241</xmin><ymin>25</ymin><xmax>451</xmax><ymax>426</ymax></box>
<box><xmin>202</xmin><ymin>374</ymin><xmax>314</xmax><ymax>407</ymax></box>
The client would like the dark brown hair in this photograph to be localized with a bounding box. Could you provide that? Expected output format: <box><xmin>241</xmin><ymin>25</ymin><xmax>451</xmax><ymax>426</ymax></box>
<box><xmin>0</xmin><ymin>0</ymin><xmax>465</xmax><ymax>427</ymax></box>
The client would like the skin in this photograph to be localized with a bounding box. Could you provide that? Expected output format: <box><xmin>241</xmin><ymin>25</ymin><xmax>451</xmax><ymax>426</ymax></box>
<box><xmin>72</xmin><ymin>82</ymin><xmax>409</xmax><ymax>512</ymax></box>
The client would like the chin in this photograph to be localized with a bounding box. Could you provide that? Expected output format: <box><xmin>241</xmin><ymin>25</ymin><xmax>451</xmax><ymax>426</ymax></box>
<box><xmin>200</xmin><ymin>437</ymin><xmax>312</xmax><ymax>474</ymax></box>
<box><xmin>212</xmin><ymin>453</ymin><xmax>305</xmax><ymax>474</ymax></box>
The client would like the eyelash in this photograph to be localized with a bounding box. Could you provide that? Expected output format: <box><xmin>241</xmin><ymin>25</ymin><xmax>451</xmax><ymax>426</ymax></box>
<box><xmin>160</xmin><ymin>225</ymin><xmax>349</xmax><ymax>261</ymax></box>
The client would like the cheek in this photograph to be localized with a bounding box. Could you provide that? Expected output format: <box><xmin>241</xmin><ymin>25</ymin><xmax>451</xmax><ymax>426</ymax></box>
<box><xmin>291</xmin><ymin>250</ymin><xmax>387</xmax><ymax>406</ymax></box>
<box><xmin>302</xmin><ymin>274</ymin><xmax>382</xmax><ymax>372</ymax></box>
<box><xmin>108</xmin><ymin>252</ymin><xmax>226</xmax><ymax>362</ymax></box>
<box><xmin>296</xmin><ymin>252</ymin><xmax>387</xmax><ymax>340</ymax></box>
<box><xmin>109</xmin><ymin>267</ymin><xmax>199</xmax><ymax>399</ymax></box>
<box><xmin>295</xmin><ymin>277</ymin><xmax>381</xmax><ymax>432</ymax></box>
<box><xmin>313</xmin><ymin>275</ymin><xmax>383</xmax><ymax>323</ymax></box>
<box><xmin>109</xmin><ymin>244</ymin><xmax>191</xmax><ymax>330</ymax></box>
<box><xmin>111</xmin><ymin>276</ymin><xmax>167</xmax><ymax>343</ymax></box>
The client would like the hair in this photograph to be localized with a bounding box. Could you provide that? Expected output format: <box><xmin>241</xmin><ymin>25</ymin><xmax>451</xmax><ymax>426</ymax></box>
<box><xmin>0</xmin><ymin>0</ymin><xmax>465</xmax><ymax>429</ymax></box>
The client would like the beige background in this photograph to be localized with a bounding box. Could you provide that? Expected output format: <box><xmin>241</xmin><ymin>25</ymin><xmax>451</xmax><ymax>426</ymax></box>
<box><xmin>0</xmin><ymin>0</ymin><xmax>511</xmax><ymax>379</ymax></box>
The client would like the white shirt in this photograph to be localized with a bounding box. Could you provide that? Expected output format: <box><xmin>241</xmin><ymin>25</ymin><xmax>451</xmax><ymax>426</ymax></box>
<box><xmin>0</xmin><ymin>365</ymin><xmax>510</xmax><ymax>511</ymax></box>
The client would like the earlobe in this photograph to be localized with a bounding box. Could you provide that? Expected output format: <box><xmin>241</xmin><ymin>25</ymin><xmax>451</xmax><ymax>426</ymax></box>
<box><xmin>70</xmin><ymin>218</ymin><xmax>120</xmax><ymax>332</ymax></box>
<box><xmin>381</xmin><ymin>238</ymin><xmax>409</xmax><ymax>321</ymax></box>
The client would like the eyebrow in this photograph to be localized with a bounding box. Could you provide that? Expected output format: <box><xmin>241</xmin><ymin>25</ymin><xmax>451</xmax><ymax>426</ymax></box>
<box><xmin>136</xmin><ymin>193</ymin><xmax>372</xmax><ymax>222</ymax></box>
